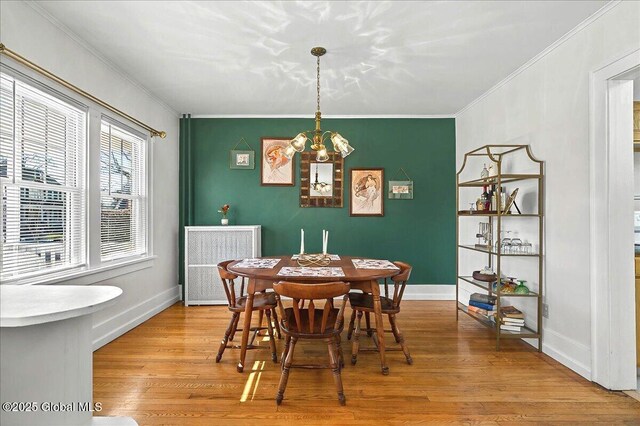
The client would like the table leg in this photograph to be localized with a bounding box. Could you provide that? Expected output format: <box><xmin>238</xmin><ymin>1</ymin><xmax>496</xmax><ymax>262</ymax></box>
<box><xmin>370</xmin><ymin>280</ymin><xmax>389</xmax><ymax>375</ymax></box>
<box><xmin>238</xmin><ymin>278</ymin><xmax>256</xmax><ymax>373</ymax></box>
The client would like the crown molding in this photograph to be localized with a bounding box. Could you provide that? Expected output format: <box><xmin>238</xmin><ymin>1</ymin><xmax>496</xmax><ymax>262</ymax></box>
<box><xmin>188</xmin><ymin>114</ymin><xmax>455</xmax><ymax>119</ymax></box>
<box><xmin>455</xmin><ymin>0</ymin><xmax>622</xmax><ymax>117</ymax></box>
<box><xmin>24</xmin><ymin>0</ymin><xmax>179</xmax><ymax>118</ymax></box>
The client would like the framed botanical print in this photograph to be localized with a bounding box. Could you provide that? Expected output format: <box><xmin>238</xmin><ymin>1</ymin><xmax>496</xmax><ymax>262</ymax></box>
<box><xmin>261</xmin><ymin>137</ymin><xmax>295</xmax><ymax>186</ymax></box>
<box><xmin>230</xmin><ymin>150</ymin><xmax>255</xmax><ymax>169</ymax></box>
<box><xmin>388</xmin><ymin>180</ymin><xmax>413</xmax><ymax>199</ymax></box>
<box><xmin>350</xmin><ymin>168</ymin><xmax>384</xmax><ymax>216</ymax></box>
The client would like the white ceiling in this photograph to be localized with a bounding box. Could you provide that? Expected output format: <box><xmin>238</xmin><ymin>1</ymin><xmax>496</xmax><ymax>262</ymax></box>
<box><xmin>33</xmin><ymin>1</ymin><xmax>607</xmax><ymax>116</ymax></box>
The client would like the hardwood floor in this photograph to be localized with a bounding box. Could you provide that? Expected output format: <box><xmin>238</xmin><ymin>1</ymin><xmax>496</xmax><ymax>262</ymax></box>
<box><xmin>93</xmin><ymin>301</ymin><xmax>640</xmax><ymax>424</ymax></box>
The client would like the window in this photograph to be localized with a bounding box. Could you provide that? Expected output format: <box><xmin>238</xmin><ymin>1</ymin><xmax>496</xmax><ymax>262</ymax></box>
<box><xmin>100</xmin><ymin>120</ymin><xmax>147</xmax><ymax>260</ymax></box>
<box><xmin>0</xmin><ymin>68</ymin><xmax>151</xmax><ymax>284</ymax></box>
<box><xmin>0</xmin><ymin>73</ymin><xmax>86</xmax><ymax>281</ymax></box>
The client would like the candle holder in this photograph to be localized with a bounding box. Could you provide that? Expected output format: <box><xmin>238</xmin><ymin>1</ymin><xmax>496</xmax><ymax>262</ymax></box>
<box><xmin>296</xmin><ymin>253</ymin><xmax>331</xmax><ymax>267</ymax></box>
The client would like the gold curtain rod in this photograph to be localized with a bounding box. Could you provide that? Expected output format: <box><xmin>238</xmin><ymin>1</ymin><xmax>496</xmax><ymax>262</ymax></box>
<box><xmin>0</xmin><ymin>43</ymin><xmax>166</xmax><ymax>139</ymax></box>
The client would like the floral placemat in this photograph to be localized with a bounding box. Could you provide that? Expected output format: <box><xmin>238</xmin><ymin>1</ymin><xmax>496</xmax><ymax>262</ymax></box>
<box><xmin>351</xmin><ymin>259</ymin><xmax>399</xmax><ymax>270</ymax></box>
<box><xmin>291</xmin><ymin>254</ymin><xmax>341</xmax><ymax>260</ymax></box>
<box><xmin>233</xmin><ymin>258</ymin><xmax>280</xmax><ymax>269</ymax></box>
<box><xmin>277</xmin><ymin>267</ymin><xmax>345</xmax><ymax>277</ymax></box>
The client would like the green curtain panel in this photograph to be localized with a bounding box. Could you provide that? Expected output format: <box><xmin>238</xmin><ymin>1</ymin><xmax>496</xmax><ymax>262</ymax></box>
<box><xmin>178</xmin><ymin>114</ymin><xmax>194</xmax><ymax>294</ymax></box>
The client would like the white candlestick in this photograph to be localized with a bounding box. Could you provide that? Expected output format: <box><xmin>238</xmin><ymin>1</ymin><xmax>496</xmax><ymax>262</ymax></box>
<box><xmin>324</xmin><ymin>231</ymin><xmax>329</xmax><ymax>254</ymax></box>
<box><xmin>300</xmin><ymin>229</ymin><xmax>305</xmax><ymax>255</ymax></box>
<box><xmin>322</xmin><ymin>230</ymin><xmax>327</xmax><ymax>255</ymax></box>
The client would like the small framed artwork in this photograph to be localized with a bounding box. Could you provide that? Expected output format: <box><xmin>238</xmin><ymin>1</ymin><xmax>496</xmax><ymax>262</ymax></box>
<box><xmin>350</xmin><ymin>168</ymin><xmax>384</xmax><ymax>216</ymax></box>
<box><xmin>504</xmin><ymin>188</ymin><xmax>520</xmax><ymax>214</ymax></box>
<box><xmin>388</xmin><ymin>180</ymin><xmax>413</xmax><ymax>199</ymax></box>
<box><xmin>230</xmin><ymin>150</ymin><xmax>255</xmax><ymax>169</ymax></box>
<box><xmin>261</xmin><ymin>137</ymin><xmax>295</xmax><ymax>186</ymax></box>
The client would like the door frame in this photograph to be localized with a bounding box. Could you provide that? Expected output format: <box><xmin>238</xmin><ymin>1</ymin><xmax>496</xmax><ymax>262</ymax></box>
<box><xmin>589</xmin><ymin>48</ymin><xmax>640</xmax><ymax>390</ymax></box>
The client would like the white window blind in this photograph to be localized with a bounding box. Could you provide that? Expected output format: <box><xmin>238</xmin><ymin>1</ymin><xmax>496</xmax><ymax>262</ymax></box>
<box><xmin>0</xmin><ymin>73</ymin><xmax>86</xmax><ymax>281</ymax></box>
<box><xmin>100</xmin><ymin>120</ymin><xmax>146</xmax><ymax>260</ymax></box>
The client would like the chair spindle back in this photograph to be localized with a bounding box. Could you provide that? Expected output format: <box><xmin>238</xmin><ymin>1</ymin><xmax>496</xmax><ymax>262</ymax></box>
<box><xmin>391</xmin><ymin>261</ymin><xmax>412</xmax><ymax>309</ymax></box>
<box><xmin>273</xmin><ymin>281</ymin><xmax>350</xmax><ymax>334</ymax></box>
<box><xmin>217</xmin><ymin>260</ymin><xmax>245</xmax><ymax>308</ymax></box>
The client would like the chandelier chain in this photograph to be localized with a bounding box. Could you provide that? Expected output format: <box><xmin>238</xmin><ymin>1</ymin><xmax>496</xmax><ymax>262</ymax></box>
<box><xmin>316</xmin><ymin>54</ymin><xmax>321</xmax><ymax>113</ymax></box>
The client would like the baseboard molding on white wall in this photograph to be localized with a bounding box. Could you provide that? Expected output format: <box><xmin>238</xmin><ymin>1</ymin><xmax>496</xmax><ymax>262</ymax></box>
<box><xmin>541</xmin><ymin>327</ymin><xmax>592</xmax><ymax>380</ymax></box>
<box><xmin>92</xmin><ymin>285</ymin><xmax>181</xmax><ymax>350</ymax></box>
<box><xmin>402</xmin><ymin>284</ymin><xmax>456</xmax><ymax>300</ymax></box>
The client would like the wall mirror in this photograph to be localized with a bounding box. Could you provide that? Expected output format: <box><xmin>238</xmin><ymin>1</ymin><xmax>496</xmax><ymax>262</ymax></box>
<box><xmin>300</xmin><ymin>152</ymin><xmax>343</xmax><ymax>207</ymax></box>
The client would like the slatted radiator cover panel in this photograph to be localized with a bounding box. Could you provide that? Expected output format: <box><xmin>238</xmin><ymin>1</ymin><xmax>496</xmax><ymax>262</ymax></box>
<box><xmin>185</xmin><ymin>226</ymin><xmax>260</xmax><ymax>305</ymax></box>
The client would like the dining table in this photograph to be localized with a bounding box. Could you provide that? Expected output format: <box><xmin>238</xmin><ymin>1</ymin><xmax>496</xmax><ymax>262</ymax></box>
<box><xmin>227</xmin><ymin>255</ymin><xmax>400</xmax><ymax>375</ymax></box>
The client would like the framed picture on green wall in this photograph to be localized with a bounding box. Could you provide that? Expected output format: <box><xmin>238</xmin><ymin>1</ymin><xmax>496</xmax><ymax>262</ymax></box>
<box><xmin>350</xmin><ymin>168</ymin><xmax>384</xmax><ymax>216</ymax></box>
<box><xmin>261</xmin><ymin>137</ymin><xmax>295</xmax><ymax>185</ymax></box>
<box><xmin>388</xmin><ymin>180</ymin><xmax>413</xmax><ymax>199</ymax></box>
<box><xmin>230</xmin><ymin>150</ymin><xmax>255</xmax><ymax>169</ymax></box>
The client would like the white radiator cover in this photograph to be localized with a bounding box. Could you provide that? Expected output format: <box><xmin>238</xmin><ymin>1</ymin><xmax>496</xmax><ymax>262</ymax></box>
<box><xmin>184</xmin><ymin>226</ymin><xmax>261</xmax><ymax>305</ymax></box>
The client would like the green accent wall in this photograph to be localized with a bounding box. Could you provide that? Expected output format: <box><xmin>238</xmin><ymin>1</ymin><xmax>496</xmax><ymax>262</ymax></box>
<box><xmin>180</xmin><ymin>117</ymin><xmax>456</xmax><ymax>285</ymax></box>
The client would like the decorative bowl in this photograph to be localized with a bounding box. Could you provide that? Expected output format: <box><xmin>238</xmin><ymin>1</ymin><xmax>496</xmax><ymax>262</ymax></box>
<box><xmin>473</xmin><ymin>270</ymin><xmax>498</xmax><ymax>282</ymax></box>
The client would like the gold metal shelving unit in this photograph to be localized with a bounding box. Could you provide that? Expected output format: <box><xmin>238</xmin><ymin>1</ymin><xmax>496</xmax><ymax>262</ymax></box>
<box><xmin>456</xmin><ymin>145</ymin><xmax>544</xmax><ymax>351</ymax></box>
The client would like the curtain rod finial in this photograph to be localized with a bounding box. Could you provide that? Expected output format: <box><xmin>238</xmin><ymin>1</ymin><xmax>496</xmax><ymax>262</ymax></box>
<box><xmin>154</xmin><ymin>131</ymin><xmax>167</xmax><ymax>139</ymax></box>
<box><xmin>0</xmin><ymin>43</ymin><xmax>5</xmax><ymax>53</ymax></box>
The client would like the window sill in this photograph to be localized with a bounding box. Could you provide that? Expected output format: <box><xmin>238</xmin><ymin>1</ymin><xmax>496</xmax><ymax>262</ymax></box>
<box><xmin>3</xmin><ymin>255</ymin><xmax>157</xmax><ymax>287</ymax></box>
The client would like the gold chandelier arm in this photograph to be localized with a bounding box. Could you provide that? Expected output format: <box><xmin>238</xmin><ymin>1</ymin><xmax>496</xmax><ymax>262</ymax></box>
<box><xmin>0</xmin><ymin>43</ymin><xmax>166</xmax><ymax>139</ymax></box>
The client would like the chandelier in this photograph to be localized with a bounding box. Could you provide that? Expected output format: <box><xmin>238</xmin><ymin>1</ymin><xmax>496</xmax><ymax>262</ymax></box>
<box><xmin>283</xmin><ymin>47</ymin><xmax>354</xmax><ymax>162</ymax></box>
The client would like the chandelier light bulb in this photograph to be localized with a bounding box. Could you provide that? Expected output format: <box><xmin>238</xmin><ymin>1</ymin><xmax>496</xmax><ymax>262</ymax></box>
<box><xmin>331</xmin><ymin>132</ymin><xmax>354</xmax><ymax>158</ymax></box>
<box><xmin>283</xmin><ymin>144</ymin><xmax>297</xmax><ymax>159</ymax></box>
<box><xmin>291</xmin><ymin>133</ymin><xmax>307</xmax><ymax>152</ymax></box>
<box><xmin>316</xmin><ymin>146</ymin><xmax>329</xmax><ymax>162</ymax></box>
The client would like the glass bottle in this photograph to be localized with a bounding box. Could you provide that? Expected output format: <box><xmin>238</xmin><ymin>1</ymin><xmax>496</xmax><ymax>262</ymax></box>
<box><xmin>480</xmin><ymin>186</ymin><xmax>490</xmax><ymax>211</ymax></box>
<box><xmin>490</xmin><ymin>185</ymin><xmax>497</xmax><ymax>211</ymax></box>
<box><xmin>481</xmin><ymin>164</ymin><xmax>489</xmax><ymax>180</ymax></box>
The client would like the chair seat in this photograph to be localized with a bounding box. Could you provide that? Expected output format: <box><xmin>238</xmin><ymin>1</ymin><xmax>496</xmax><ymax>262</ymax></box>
<box><xmin>229</xmin><ymin>292</ymin><xmax>277</xmax><ymax>312</ymax></box>
<box><xmin>348</xmin><ymin>293</ymin><xmax>399</xmax><ymax>314</ymax></box>
<box><xmin>281</xmin><ymin>307</ymin><xmax>340</xmax><ymax>337</ymax></box>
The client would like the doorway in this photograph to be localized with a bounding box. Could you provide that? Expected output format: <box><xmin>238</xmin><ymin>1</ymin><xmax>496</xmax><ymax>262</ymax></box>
<box><xmin>632</xmin><ymin>78</ymin><xmax>640</xmax><ymax>392</ymax></box>
<box><xmin>590</xmin><ymin>48</ymin><xmax>640</xmax><ymax>391</ymax></box>
<box><xmin>615</xmin><ymin>68</ymin><xmax>640</xmax><ymax>393</ymax></box>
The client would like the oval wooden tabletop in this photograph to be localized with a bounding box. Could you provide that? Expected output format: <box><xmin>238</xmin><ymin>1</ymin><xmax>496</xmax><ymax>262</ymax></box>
<box><xmin>227</xmin><ymin>255</ymin><xmax>399</xmax><ymax>282</ymax></box>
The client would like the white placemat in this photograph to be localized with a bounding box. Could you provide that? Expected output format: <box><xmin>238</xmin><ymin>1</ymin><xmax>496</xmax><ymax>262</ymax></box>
<box><xmin>233</xmin><ymin>258</ymin><xmax>280</xmax><ymax>269</ymax></box>
<box><xmin>277</xmin><ymin>267</ymin><xmax>345</xmax><ymax>277</ymax></box>
<box><xmin>291</xmin><ymin>254</ymin><xmax>341</xmax><ymax>260</ymax></box>
<box><xmin>351</xmin><ymin>259</ymin><xmax>400</xmax><ymax>270</ymax></box>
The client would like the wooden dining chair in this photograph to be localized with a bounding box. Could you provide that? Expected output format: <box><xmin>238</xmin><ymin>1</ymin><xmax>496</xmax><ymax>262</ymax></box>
<box><xmin>348</xmin><ymin>261</ymin><xmax>413</xmax><ymax>366</ymax></box>
<box><xmin>273</xmin><ymin>281</ymin><xmax>350</xmax><ymax>406</ymax></box>
<box><xmin>215</xmin><ymin>260</ymin><xmax>280</xmax><ymax>364</ymax></box>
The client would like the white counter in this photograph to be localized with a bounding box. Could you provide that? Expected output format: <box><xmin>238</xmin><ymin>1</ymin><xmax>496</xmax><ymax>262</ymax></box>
<box><xmin>0</xmin><ymin>285</ymin><xmax>123</xmax><ymax>327</ymax></box>
<box><xmin>0</xmin><ymin>285</ymin><xmax>135</xmax><ymax>426</ymax></box>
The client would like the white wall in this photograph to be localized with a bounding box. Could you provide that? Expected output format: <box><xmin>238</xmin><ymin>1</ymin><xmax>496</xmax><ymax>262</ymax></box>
<box><xmin>0</xmin><ymin>2</ymin><xmax>181</xmax><ymax>348</ymax></box>
<box><xmin>456</xmin><ymin>1</ymin><xmax>640</xmax><ymax>378</ymax></box>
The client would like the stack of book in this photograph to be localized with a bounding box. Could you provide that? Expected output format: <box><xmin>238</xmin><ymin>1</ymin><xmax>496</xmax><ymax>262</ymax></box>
<box><xmin>467</xmin><ymin>293</ymin><xmax>497</xmax><ymax>318</ymax></box>
<box><xmin>499</xmin><ymin>306</ymin><xmax>525</xmax><ymax>332</ymax></box>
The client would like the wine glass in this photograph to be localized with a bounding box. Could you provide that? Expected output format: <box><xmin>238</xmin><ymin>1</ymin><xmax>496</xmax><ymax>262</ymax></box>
<box><xmin>501</xmin><ymin>231</ymin><xmax>512</xmax><ymax>254</ymax></box>
<box><xmin>511</xmin><ymin>236</ymin><xmax>522</xmax><ymax>254</ymax></box>
<box><xmin>469</xmin><ymin>202</ymin><xmax>476</xmax><ymax>214</ymax></box>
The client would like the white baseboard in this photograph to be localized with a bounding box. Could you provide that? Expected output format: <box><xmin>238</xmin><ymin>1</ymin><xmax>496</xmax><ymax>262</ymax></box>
<box><xmin>402</xmin><ymin>284</ymin><xmax>456</xmax><ymax>300</ymax></box>
<box><xmin>92</xmin><ymin>285</ymin><xmax>180</xmax><ymax>350</ymax></box>
<box><xmin>541</xmin><ymin>327</ymin><xmax>592</xmax><ymax>380</ymax></box>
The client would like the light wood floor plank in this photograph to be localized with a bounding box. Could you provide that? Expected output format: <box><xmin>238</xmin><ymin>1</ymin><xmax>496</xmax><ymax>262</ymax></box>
<box><xmin>93</xmin><ymin>301</ymin><xmax>640</xmax><ymax>424</ymax></box>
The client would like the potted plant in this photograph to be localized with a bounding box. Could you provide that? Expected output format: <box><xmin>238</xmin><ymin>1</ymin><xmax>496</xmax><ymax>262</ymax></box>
<box><xmin>218</xmin><ymin>204</ymin><xmax>230</xmax><ymax>225</ymax></box>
